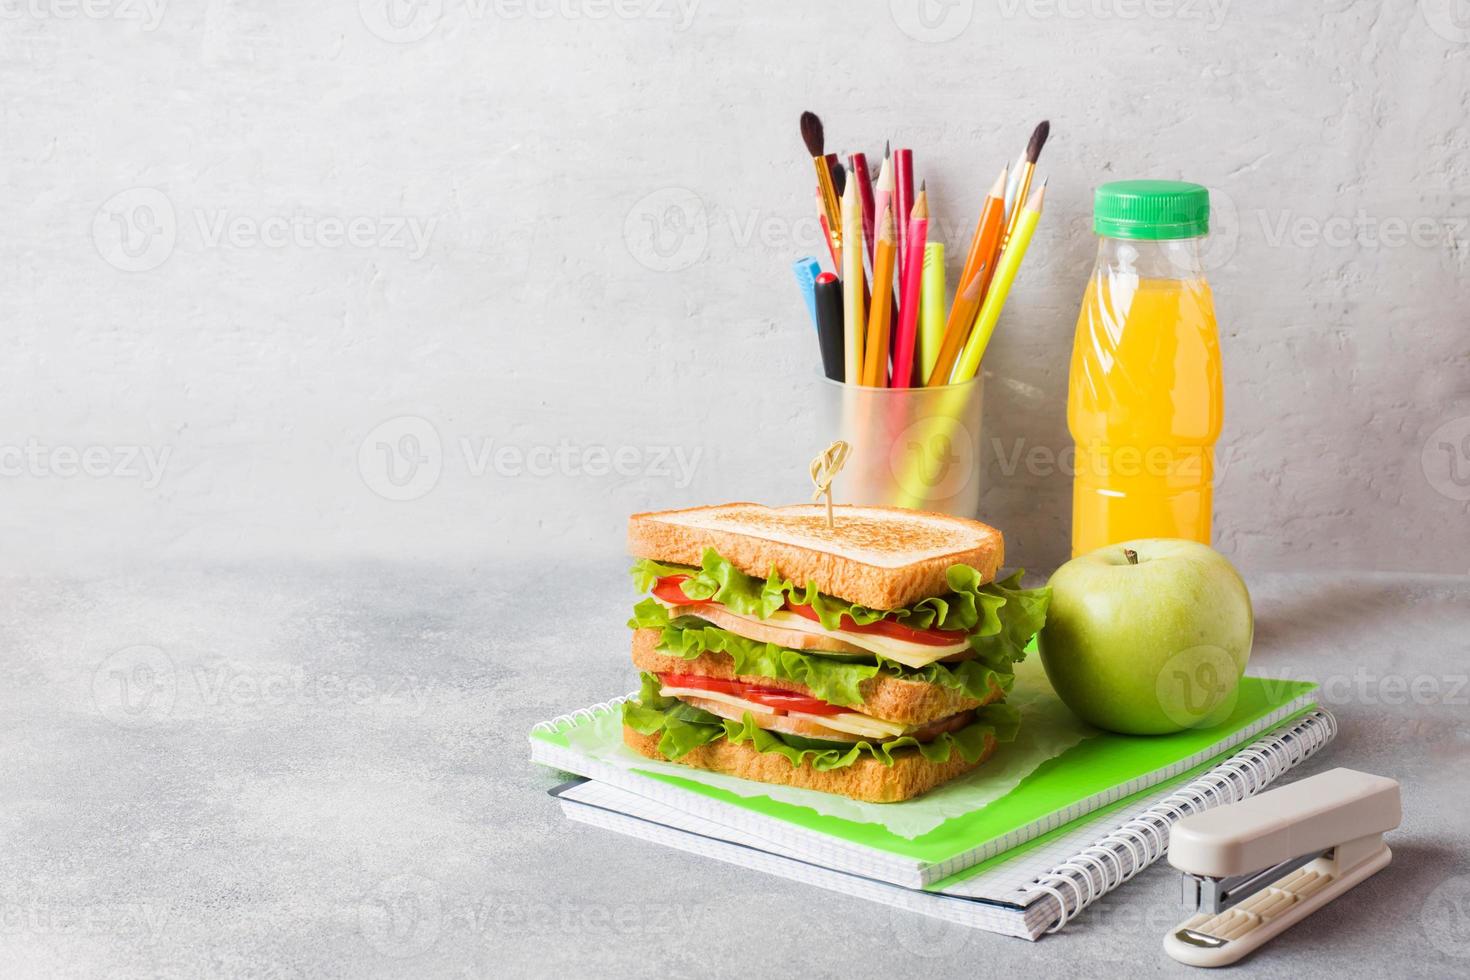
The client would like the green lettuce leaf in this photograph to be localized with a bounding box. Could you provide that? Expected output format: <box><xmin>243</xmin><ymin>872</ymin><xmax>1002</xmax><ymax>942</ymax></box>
<box><xmin>967</xmin><ymin>570</ymin><xmax>1052</xmax><ymax>666</ymax></box>
<box><xmin>631</xmin><ymin>597</ymin><xmax>1014</xmax><ymax>707</ymax></box>
<box><xmin>621</xmin><ymin>672</ymin><xmax>1021</xmax><ymax>771</ymax></box>
<box><xmin>631</xmin><ymin>597</ymin><xmax>878</xmax><ymax>707</ymax></box>
<box><xmin>721</xmin><ymin>700</ymin><xmax>1020</xmax><ymax>771</ymax></box>
<box><xmin>621</xmin><ymin>672</ymin><xmax>726</xmax><ymax>759</ymax></box>
<box><xmin>629</xmin><ymin>550</ymin><xmax>1047</xmax><ymax>639</ymax></box>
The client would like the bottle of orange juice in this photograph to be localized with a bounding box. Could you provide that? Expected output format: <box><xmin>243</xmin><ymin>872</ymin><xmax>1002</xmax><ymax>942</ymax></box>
<box><xmin>1068</xmin><ymin>181</ymin><xmax>1222</xmax><ymax>556</ymax></box>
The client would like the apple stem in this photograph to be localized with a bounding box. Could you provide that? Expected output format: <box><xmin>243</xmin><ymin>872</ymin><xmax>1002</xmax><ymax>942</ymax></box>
<box><xmin>1124</xmin><ymin>548</ymin><xmax>1139</xmax><ymax>565</ymax></box>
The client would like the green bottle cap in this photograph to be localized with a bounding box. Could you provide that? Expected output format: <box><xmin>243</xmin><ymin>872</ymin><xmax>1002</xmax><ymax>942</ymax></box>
<box><xmin>1093</xmin><ymin>180</ymin><xmax>1210</xmax><ymax>240</ymax></box>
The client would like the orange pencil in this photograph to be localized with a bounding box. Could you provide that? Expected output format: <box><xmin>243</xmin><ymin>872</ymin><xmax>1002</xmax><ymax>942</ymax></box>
<box><xmin>862</xmin><ymin>207</ymin><xmax>897</xmax><ymax>387</ymax></box>
<box><xmin>925</xmin><ymin>262</ymin><xmax>986</xmax><ymax>386</ymax></box>
<box><xmin>958</xmin><ymin>167</ymin><xmax>1008</xmax><ymax>297</ymax></box>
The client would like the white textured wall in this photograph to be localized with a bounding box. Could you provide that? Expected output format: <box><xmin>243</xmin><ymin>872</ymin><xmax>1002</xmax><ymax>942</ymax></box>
<box><xmin>3</xmin><ymin>1</ymin><xmax>1468</xmax><ymax>574</ymax></box>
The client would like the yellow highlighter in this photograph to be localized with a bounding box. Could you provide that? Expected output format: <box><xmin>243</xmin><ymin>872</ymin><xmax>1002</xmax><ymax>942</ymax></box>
<box><xmin>952</xmin><ymin>182</ymin><xmax>1046</xmax><ymax>383</ymax></box>
<box><xmin>918</xmin><ymin>242</ymin><xmax>945</xmax><ymax>386</ymax></box>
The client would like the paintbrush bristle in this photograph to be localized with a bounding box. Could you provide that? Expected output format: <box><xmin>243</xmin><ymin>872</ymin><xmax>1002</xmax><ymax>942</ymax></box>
<box><xmin>832</xmin><ymin>162</ymin><xmax>846</xmax><ymax>196</ymax></box>
<box><xmin>1026</xmin><ymin>120</ymin><xmax>1051</xmax><ymax>164</ymax></box>
<box><xmin>800</xmin><ymin>110</ymin><xmax>825</xmax><ymax>158</ymax></box>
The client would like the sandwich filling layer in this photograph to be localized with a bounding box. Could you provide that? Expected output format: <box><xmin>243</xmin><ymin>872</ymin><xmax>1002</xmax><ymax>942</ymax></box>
<box><xmin>627</xmin><ymin>548</ymin><xmax>1050</xmax><ymax>725</ymax></box>
<box><xmin>654</xmin><ymin>672</ymin><xmax>975</xmax><ymax>741</ymax></box>
<box><xmin>624</xmin><ymin>671</ymin><xmax>1020</xmax><ymax>771</ymax></box>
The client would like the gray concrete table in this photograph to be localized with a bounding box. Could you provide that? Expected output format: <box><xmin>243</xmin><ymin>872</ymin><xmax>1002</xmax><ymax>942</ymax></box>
<box><xmin>3</xmin><ymin>563</ymin><xmax>1467</xmax><ymax>978</ymax></box>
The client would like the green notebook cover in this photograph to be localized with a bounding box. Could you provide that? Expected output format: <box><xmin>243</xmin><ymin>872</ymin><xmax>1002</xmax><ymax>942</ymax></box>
<box><xmin>531</xmin><ymin>674</ymin><xmax>1318</xmax><ymax>869</ymax></box>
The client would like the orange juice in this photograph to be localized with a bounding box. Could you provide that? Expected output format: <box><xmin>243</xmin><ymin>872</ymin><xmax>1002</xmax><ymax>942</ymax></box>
<box><xmin>1068</xmin><ymin>181</ymin><xmax>1223</xmax><ymax>556</ymax></box>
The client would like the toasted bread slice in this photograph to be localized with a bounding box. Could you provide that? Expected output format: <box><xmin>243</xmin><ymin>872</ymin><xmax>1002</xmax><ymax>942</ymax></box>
<box><xmin>631</xmin><ymin>629</ymin><xmax>997</xmax><ymax>726</ymax></box>
<box><xmin>628</xmin><ymin>503</ymin><xmax>1003</xmax><ymax>610</ymax></box>
<box><xmin>622</xmin><ymin>724</ymin><xmax>997</xmax><ymax>803</ymax></box>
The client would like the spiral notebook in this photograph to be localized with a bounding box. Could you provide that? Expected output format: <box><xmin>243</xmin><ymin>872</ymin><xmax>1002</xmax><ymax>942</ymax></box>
<box><xmin>530</xmin><ymin>675</ymin><xmax>1324</xmax><ymax>888</ymax></box>
<box><xmin>544</xmin><ymin>707</ymin><xmax>1337</xmax><ymax>940</ymax></box>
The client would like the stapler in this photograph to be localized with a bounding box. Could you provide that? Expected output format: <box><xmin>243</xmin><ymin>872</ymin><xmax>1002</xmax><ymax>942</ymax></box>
<box><xmin>1164</xmin><ymin>767</ymin><xmax>1401</xmax><ymax>967</ymax></box>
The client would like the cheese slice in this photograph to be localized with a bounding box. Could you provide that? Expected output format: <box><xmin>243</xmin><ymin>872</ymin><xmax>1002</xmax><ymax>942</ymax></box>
<box><xmin>661</xmin><ymin>686</ymin><xmax>909</xmax><ymax>740</ymax></box>
<box><xmin>659</xmin><ymin>685</ymin><xmax>775</xmax><ymax>714</ymax></box>
<box><xmin>785</xmin><ymin>710</ymin><xmax>907</xmax><ymax>739</ymax></box>
<box><xmin>657</xmin><ymin>597</ymin><xmax>969</xmax><ymax>669</ymax></box>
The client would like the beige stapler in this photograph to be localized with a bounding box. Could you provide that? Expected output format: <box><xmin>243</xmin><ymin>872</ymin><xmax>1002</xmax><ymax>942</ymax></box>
<box><xmin>1164</xmin><ymin>767</ymin><xmax>1401</xmax><ymax>967</ymax></box>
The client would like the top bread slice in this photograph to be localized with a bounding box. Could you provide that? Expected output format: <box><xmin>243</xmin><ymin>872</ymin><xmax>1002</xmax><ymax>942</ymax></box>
<box><xmin>628</xmin><ymin>503</ymin><xmax>1004</xmax><ymax>610</ymax></box>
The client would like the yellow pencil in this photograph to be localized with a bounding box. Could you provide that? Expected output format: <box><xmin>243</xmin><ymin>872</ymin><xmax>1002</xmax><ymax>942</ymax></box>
<box><xmin>925</xmin><ymin>263</ymin><xmax>984</xmax><ymax>386</ymax></box>
<box><xmin>841</xmin><ymin>178</ymin><xmax>866</xmax><ymax>384</ymax></box>
<box><xmin>952</xmin><ymin>182</ymin><xmax>1046</xmax><ymax>383</ymax></box>
<box><xmin>863</xmin><ymin>206</ymin><xmax>897</xmax><ymax>387</ymax></box>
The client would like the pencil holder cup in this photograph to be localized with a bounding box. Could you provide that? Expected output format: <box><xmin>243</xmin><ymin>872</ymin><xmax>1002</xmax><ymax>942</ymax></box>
<box><xmin>813</xmin><ymin>375</ymin><xmax>984</xmax><ymax>518</ymax></box>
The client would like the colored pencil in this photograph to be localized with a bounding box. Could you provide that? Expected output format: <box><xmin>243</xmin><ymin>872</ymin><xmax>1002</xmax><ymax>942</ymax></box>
<box><xmin>863</xmin><ymin>207</ymin><xmax>897</xmax><ymax>387</ymax></box>
<box><xmin>840</xmin><ymin>178</ymin><xmax>866</xmax><ymax>384</ymax></box>
<box><xmin>926</xmin><ymin>263</ymin><xmax>985</xmax><ymax>386</ymax></box>
<box><xmin>893</xmin><ymin>148</ymin><xmax>914</xmax><ymax>281</ymax></box>
<box><xmin>890</xmin><ymin>185</ymin><xmax>928</xmax><ymax>388</ymax></box>
<box><xmin>851</xmin><ymin>153</ymin><xmax>876</xmax><ymax>264</ymax></box>
<box><xmin>872</xmin><ymin>149</ymin><xmax>894</xmax><ymax>257</ymax></box>
<box><xmin>959</xmin><ymin>167</ymin><xmax>1008</xmax><ymax>294</ymax></box>
<box><xmin>953</xmin><ymin>182</ymin><xmax>1046</xmax><ymax>382</ymax></box>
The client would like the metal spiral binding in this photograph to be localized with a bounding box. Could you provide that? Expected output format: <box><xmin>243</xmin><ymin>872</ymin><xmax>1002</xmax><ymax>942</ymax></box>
<box><xmin>530</xmin><ymin>692</ymin><xmax>637</xmax><ymax>735</ymax></box>
<box><xmin>1030</xmin><ymin>708</ymin><xmax>1338</xmax><ymax>933</ymax></box>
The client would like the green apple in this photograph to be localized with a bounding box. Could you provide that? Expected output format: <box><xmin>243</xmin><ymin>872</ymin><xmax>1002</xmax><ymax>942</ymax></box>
<box><xmin>1038</xmin><ymin>539</ymin><xmax>1253</xmax><ymax>735</ymax></box>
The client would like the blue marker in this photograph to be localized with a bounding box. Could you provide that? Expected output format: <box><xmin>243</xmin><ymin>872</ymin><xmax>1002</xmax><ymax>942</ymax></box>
<box><xmin>792</xmin><ymin>256</ymin><xmax>822</xmax><ymax>331</ymax></box>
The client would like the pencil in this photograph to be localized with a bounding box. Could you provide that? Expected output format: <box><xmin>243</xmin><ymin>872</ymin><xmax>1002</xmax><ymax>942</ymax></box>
<box><xmin>863</xmin><ymin>207</ymin><xmax>897</xmax><ymax>387</ymax></box>
<box><xmin>871</xmin><ymin>150</ymin><xmax>893</xmax><ymax>258</ymax></box>
<box><xmin>893</xmin><ymin>148</ymin><xmax>914</xmax><ymax>283</ymax></box>
<box><xmin>953</xmin><ymin>182</ymin><xmax>1046</xmax><ymax>383</ymax></box>
<box><xmin>851</xmin><ymin>152</ymin><xmax>876</xmax><ymax>264</ymax></box>
<box><xmin>890</xmin><ymin>185</ymin><xmax>928</xmax><ymax>388</ymax></box>
<box><xmin>840</xmin><ymin>178</ymin><xmax>866</xmax><ymax>384</ymax></box>
<box><xmin>958</xmin><ymin>167</ymin><xmax>1008</xmax><ymax>297</ymax></box>
<box><xmin>925</xmin><ymin>263</ymin><xmax>984</xmax><ymax>386</ymax></box>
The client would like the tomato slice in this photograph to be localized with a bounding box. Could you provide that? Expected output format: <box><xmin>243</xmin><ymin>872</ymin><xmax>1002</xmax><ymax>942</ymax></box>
<box><xmin>652</xmin><ymin>575</ymin><xmax>705</xmax><ymax>606</ymax></box>
<box><xmin>656</xmin><ymin>673</ymin><xmax>845</xmax><ymax>716</ymax></box>
<box><xmin>781</xmin><ymin>601</ymin><xmax>969</xmax><ymax>647</ymax></box>
<box><xmin>658</xmin><ymin>672</ymin><xmax>745</xmax><ymax>696</ymax></box>
<box><xmin>741</xmin><ymin>688</ymin><xmax>845</xmax><ymax>716</ymax></box>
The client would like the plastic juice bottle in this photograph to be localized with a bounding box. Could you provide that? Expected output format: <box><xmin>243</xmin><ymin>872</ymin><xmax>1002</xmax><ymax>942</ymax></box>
<box><xmin>1068</xmin><ymin>181</ymin><xmax>1223</xmax><ymax>556</ymax></box>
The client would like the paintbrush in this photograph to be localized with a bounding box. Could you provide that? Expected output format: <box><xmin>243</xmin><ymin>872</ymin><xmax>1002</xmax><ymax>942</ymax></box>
<box><xmin>1001</xmin><ymin>120</ymin><xmax>1049</xmax><ymax>253</ymax></box>
<box><xmin>801</xmin><ymin>111</ymin><xmax>843</xmax><ymax>265</ymax></box>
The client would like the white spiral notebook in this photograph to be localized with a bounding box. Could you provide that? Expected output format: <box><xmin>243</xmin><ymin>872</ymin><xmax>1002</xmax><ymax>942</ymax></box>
<box><xmin>548</xmin><ymin>708</ymin><xmax>1337</xmax><ymax>940</ymax></box>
